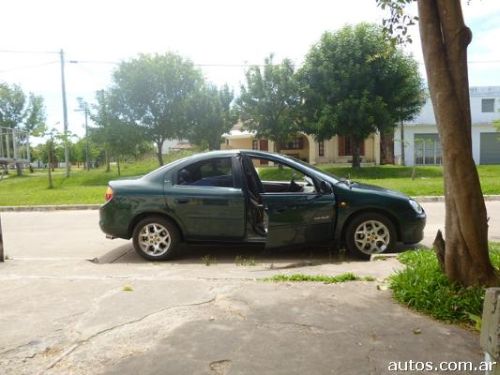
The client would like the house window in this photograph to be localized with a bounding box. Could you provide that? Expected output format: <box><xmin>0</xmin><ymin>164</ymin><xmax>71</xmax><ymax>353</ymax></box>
<box><xmin>414</xmin><ymin>134</ymin><xmax>442</xmax><ymax>165</ymax></box>
<box><xmin>252</xmin><ymin>139</ymin><xmax>258</xmax><ymax>150</ymax></box>
<box><xmin>281</xmin><ymin>137</ymin><xmax>304</xmax><ymax>150</ymax></box>
<box><xmin>338</xmin><ymin>136</ymin><xmax>364</xmax><ymax>156</ymax></box>
<box><xmin>482</xmin><ymin>98</ymin><xmax>495</xmax><ymax>113</ymax></box>
<box><xmin>318</xmin><ymin>141</ymin><xmax>325</xmax><ymax>157</ymax></box>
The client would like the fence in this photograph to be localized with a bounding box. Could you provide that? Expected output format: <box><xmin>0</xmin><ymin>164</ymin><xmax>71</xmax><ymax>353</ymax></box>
<box><xmin>0</xmin><ymin>127</ymin><xmax>30</xmax><ymax>165</ymax></box>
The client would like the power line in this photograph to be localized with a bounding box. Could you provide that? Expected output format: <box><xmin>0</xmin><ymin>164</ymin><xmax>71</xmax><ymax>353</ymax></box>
<box><xmin>0</xmin><ymin>49</ymin><xmax>59</xmax><ymax>55</ymax></box>
<box><xmin>69</xmin><ymin>60</ymin><xmax>118</xmax><ymax>65</ymax></box>
<box><xmin>0</xmin><ymin>61</ymin><xmax>58</xmax><ymax>74</ymax></box>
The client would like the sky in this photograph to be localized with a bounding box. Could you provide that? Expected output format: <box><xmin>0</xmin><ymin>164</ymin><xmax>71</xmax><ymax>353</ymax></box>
<box><xmin>0</xmin><ymin>0</ymin><xmax>499</xmax><ymax>139</ymax></box>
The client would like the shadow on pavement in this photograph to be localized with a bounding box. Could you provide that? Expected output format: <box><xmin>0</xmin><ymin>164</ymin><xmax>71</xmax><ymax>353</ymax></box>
<box><xmin>91</xmin><ymin>240</ymin><xmax>427</xmax><ymax>265</ymax></box>
<box><xmin>91</xmin><ymin>242</ymin><xmax>352</xmax><ymax>266</ymax></box>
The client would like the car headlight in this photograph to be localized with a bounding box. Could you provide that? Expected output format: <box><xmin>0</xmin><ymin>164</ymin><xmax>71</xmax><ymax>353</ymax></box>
<box><xmin>409</xmin><ymin>199</ymin><xmax>423</xmax><ymax>214</ymax></box>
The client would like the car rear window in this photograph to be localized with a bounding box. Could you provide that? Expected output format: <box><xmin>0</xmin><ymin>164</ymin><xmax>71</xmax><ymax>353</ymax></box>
<box><xmin>176</xmin><ymin>157</ymin><xmax>234</xmax><ymax>188</ymax></box>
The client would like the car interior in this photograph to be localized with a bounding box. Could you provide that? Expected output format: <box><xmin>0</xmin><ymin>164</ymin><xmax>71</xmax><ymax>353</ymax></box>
<box><xmin>241</xmin><ymin>156</ymin><xmax>319</xmax><ymax>237</ymax></box>
<box><xmin>250</xmin><ymin>157</ymin><xmax>317</xmax><ymax>194</ymax></box>
<box><xmin>176</xmin><ymin>158</ymin><xmax>234</xmax><ymax>188</ymax></box>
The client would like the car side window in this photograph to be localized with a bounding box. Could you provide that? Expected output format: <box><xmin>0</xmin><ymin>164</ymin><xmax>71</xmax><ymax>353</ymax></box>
<box><xmin>251</xmin><ymin>157</ymin><xmax>317</xmax><ymax>194</ymax></box>
<box><xmin>176</xmin><ymin>158</ymin><xmax>235</xmax><ymax>188</ymax></box>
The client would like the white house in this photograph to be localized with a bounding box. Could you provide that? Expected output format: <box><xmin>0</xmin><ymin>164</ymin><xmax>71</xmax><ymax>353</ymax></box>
<box><xmin>395</xmin><ymin>86</ymin><xmax>500</xmax><ymax>166</ymax></box>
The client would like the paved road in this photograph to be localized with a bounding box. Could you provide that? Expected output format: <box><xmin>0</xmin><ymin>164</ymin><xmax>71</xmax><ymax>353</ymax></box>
<box><xmin>421</xmin><ymin>201</ymin><xmax>500</xmax><ymax>245</ymax></box>
<box><xmin>0</xmin><ymin>202</ymin><xmax>497</xmax><ymax>374</ymax></box>
<box><xmin>2</xmin><ymin>201</ymin><xmax>500</xmax><ymax>260</ymax></box>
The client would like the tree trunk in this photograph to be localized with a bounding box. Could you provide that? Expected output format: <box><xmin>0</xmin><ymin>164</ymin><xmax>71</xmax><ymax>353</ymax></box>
<box><xmin>15</xmin><ymin>163</ymin><xmax>22</xmax><ymax>176</ymax></box>
<box><xmin>418</xmin><ymin>0</ymin><xmax>498</xmax><ymax>286</ymax></box>
<box><xmin>47</xmin><ymin>140</ymin><xmax>53</xmax><ymax>189</ymax></box>
<box><xmin>400</xmin><ymin>120</ymin><xmax>405</xmax><ymax>166</ymax></box>
<box><xmin>210</xmin><ymin>138</ymin><xmax>221</xmax><ymax>151</ymax></box>
<box><xmin>351</xmin><ymin>137</ymin><xmax>361</xmax><ymax>168</ymax></box>
<box><xmin>156</xmin><ymin>141</ymin><xmax>164</xmax><ymax>166</ymax></box>
<box><xmin>380</xmin><ymin>131</ymin><xmax>395</xmax><ymax>165</ymax></box>
<box><xmin>105</xmin><ymin>149</ymin><xmax>110</xmax><ymax>172</ymax></box>
<box><xmin>116</xmin><ymin>156</ymin><xmax>121</xmax><ymax>176</ymax></box>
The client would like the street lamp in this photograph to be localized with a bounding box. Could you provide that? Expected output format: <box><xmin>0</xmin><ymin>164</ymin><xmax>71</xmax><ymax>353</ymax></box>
<box><xmin>75</xmin><ymin>98</ymin><xmax>90</xmax><ymax>171</ymax></box>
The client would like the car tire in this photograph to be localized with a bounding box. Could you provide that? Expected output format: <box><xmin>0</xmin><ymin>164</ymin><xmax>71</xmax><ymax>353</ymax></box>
<box><xmin>132</xmin><ymin>216</ymin><xmax>180</xmax><ymax>261</ymax></box>
<box><xmin>345</xmin><ymin>213</ymin><xmax>396</xmax><ymax>260</ymax></box>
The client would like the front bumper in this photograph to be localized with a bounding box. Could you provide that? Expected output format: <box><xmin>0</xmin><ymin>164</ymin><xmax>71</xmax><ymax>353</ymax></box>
<box><xmin>400</xmin><ymin>212</ymin><xmax>426</xmax><ymax>244</ymax></box>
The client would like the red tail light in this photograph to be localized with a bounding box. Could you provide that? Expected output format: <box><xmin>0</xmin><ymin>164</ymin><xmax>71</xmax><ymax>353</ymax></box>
<box><xmin>105</xmin><ymin>186</ymin><xmax>114</xmax><ymax>201</ymax></box>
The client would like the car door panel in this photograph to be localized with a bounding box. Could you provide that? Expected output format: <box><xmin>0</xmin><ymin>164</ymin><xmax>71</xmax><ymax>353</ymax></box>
<box><xmin>262</xmin><ymin>193</ymin><xmax>335</xmax><ymax>248</ymax></box>
<box><xmin>166</xmin><ymin>186</ymin><xmax>246</xmax><ymax>240</ymax></box>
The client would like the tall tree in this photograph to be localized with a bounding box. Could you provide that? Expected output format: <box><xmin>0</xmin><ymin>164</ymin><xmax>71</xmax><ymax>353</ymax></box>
<box><xmin>299</xmin><ymin>23</ymin><xmax>423</xmax><ymax>168</ymax></box>
<box><xmin>187</xmin><ymin>84</ymin><xmax>236</xmax><ymax>150</ymax></box>
<box><xmin>0</xmin><ymin>83</ymin><xmax>46</xmax><ymax>174</ymax></box>
<box><xmin>90</xmin><ymin>90</ymin><xmax>147</xmax><ymax>175</ymax></box>
<box><xmin>0</xmin><ymin>83</ymin><xmax>45</xmax><ymax>132</ymax></box>
<box><xmin>110</xmin><ymin>53</ymin><xmax>203</xmax><ymax>165</ymax></box>
<box><xmin>377</xmin><ymin>0</ymin><xmax>498</xmax><ymax>287</ymax></box>
<box><xmin>380</xmin><ymin>54</ymin><xmax>425</xmax><ymax>164</ymax></box>
<box><xmin>237</xmin><ymin>55</ymin><xmax>301</xmax><ymax>153</ymax></box>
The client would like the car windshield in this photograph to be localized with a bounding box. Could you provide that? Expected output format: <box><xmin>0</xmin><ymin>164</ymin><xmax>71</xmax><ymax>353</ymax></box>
<box><xmin>142</xmin><ymin>156</ymin><xmax>193</xmax><ymax>180</ymax></box>
<box><xmin>283</xmin><ymin>155</ymin><xmax>340</xmax><ymax>183</ymax></box>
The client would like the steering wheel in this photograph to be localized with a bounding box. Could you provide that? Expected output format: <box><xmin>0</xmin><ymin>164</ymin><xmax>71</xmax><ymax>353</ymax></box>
<box><xmin>287</xmin><ymin>179</ymin><xmax>303</xmax><ymax>192</ymax></box>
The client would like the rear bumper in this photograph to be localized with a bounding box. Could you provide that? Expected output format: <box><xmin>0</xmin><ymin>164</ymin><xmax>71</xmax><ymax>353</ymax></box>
<box><xmin>99</xmin><ymin>200</ymin><xmax>132</xmax><ymax>239</ymax></box>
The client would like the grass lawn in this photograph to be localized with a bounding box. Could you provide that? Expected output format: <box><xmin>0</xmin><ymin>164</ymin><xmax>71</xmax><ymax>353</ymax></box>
<box><xmin>390</xmin><ymin>243</ymin><xmax>500</xmax><ymax>329</ymax></box>
<box><xmin>0</xmin><ymin>151</ymin><xmax>193</xmax><ymax>206</ymax></box>
<box><xmin>0</xmin><ymin>153</ymin><xmax>499</xmax><ymax>206</ymax></box>
<box><xmin>258</xmin><ymin>164</ymin><xmax>500</xmax><ymax>196</ymax></box>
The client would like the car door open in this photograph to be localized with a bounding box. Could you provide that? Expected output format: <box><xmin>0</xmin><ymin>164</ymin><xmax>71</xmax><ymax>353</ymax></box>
<box><xmin>245</xmin><ymin>155</ymin><xmax>337</xmax><ymax>248</ymax></box>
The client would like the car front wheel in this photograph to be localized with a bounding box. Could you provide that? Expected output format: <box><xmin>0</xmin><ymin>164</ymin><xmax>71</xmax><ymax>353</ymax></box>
<box><xmin>345</xmin><ymin>213</ymin><xmax>396</xmax><ymax>260</ymax></box>
<box><xmin>132</xmin><ymin>216</ymin><xmax>180</xmax><ymax>261</ymax></box>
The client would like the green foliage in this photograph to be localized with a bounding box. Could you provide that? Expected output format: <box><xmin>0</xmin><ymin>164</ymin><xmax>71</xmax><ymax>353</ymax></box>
<box><xmin>237</xmin><ymin>55</ymin><xmax>300</xmax><ymax>151</ymax></box>
<box><xmin>390</xmin><ymin>245</ymin><xmax>500</xmax><ymax>328</ymax></box>
<box><xmin>376</xmin><ymin>0</ymin><xmax>417</xmax><ymax>45</ymax></box>
<box><xmin>0</xmin><ymin>83</ymin><xmax>46</xmax><ymax>134</ymax></box>
<box><xmin>494</xmin><ymin>119</ymin><xmax>500</xmax><ymax>131</ymax></box>
<box><xmin>187</xmin><ymin>84</ymin><xmax>236</xmax><ymax>150</ymax></box>
<box><xmin>90</xmin><ymin>90</ymin><xmax>150</xmax><ymax>174</ymax></box>
<box><xmin>265</xmin><ymin>273</ymin><xmax>374</xmax><ymax>283</ymax></box>
<box><xmin>110</xmin><ymin>53</ymin><xmax>204</xmax><ymax>165</ymax></box>
<box><xmin>299</xmin><ymin>23</ymin><xmax>423</xmax><ymax>167</ymax></box>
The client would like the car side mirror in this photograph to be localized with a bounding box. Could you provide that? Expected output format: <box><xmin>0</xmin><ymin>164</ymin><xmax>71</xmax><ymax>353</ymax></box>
<box><xmin>319</xmin><ymin>180</ymin><xmax>333</xmax><ymax>195</ymax></box>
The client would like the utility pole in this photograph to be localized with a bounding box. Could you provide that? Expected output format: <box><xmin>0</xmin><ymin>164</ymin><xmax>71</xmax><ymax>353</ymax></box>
<box><xmin>60</xmin><ymin>49</ymin><xmax>70</xmax><ymax>177</ymax></box>
<box><xmin>76</xmin><ymin>98</ymin><xmax>90</xmax><ymax>171</ymax></box>
<box><xmin>84</xmin><ymin>104</ymin><xmax>89</xmax><ymax>171</ymax></box>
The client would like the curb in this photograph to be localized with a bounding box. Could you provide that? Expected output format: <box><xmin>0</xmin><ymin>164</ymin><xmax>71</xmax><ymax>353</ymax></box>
<box><xmin>0</xmin><ymin>204</ymin><xmax>101</xmax><ymax>212</ymax></box>
<box><xmin>415</xmin><ymin>195</ymin><xmax>500</xmax><ymax>203</ymax></box>
<box><xmin>0</xmin><ymin>195</ymin><xmax>499</xmax><ymax>212</ymax></box>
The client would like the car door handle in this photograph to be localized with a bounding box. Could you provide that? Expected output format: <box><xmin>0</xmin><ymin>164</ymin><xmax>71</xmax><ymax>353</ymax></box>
<box><xmin>175</xmin><ymin>198</ymin><xmax>190</xmax><ymax>204</ymax></box>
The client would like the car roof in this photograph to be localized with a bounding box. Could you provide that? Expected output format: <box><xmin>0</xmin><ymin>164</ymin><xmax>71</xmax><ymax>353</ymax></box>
<box><xmin>144</xmin><ymin>149</ymin><xmax>324</xmax><ymax>181</ymax></box>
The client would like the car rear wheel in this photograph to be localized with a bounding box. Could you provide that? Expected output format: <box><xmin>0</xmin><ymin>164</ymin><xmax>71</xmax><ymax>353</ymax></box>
<box><xmin>345</xmin><ymin>213</ymin><xmax>396</xmax><ymax>260</ymax></box>
<box><xmin>132</xmin><ymin>216</ymin><xmax>180</xmax><ymax>261</ymax></box>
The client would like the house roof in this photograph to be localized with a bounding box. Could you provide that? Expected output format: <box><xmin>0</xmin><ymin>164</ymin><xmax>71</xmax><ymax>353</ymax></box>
<box><xmin>223</xmin><ymin>122</ymin><xmax>256</xmax><ymax>139</ymax></box>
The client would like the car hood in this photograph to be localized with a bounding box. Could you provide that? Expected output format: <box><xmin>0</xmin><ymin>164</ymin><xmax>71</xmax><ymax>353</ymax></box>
<box><xmin>342</xmin><ymin>181</ymin><xmax>410</xmax><ymax>200</ymax></box>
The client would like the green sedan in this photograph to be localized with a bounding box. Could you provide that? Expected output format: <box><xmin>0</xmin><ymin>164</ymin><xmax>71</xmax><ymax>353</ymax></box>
<box><xmin>99</xmin><ymin>150</ymin><xmax>426</xmax><ymax>260</ymax></box>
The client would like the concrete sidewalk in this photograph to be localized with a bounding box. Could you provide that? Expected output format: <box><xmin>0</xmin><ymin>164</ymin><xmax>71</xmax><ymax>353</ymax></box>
<box><xmin>0</xmin><ymin>203</ymin><xmax>493</xmax><ymax>374</ymax></box>
<box><xmin>0</xmin><ymin>256</ymin><xmax>483</xmax><ymax>375</ymax></box>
